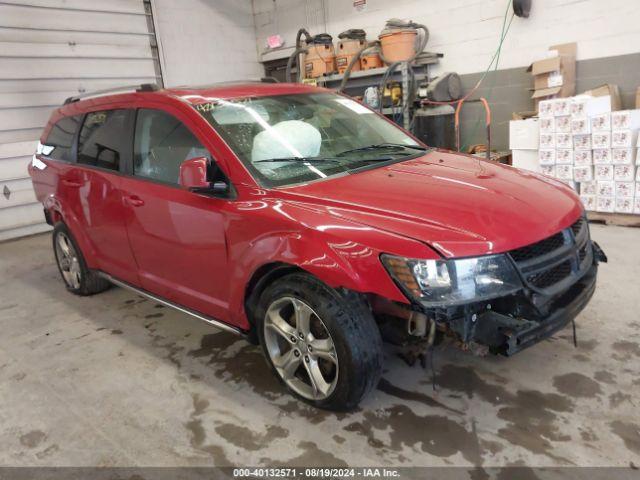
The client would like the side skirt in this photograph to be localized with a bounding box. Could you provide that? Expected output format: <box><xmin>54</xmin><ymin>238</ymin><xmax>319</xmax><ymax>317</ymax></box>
<box><xmin>97</xmin><ymin>272</ymin><xmax>247</xmax><ymax>338</ymax></box>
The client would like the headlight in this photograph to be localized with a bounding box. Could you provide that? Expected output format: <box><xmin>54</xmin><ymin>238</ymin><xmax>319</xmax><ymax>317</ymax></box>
<box><xmin>381</xmin><ymin>253</ymin><xmax>522</xmax><ymax>307</ymax></box>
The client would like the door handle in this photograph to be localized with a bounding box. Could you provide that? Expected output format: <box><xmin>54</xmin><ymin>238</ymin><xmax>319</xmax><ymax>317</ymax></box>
<box><xmin>124</xmin><ymin>195</ymin><xmax>145</xmax><ymax>207</ymax></box>
<box><xmin>62</xmin><ymin>179</ymin><xmax>82</xmax><ymax>188</ymax></box>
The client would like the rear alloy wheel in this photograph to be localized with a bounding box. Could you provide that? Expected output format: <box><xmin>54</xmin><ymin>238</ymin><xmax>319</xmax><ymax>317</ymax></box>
<box><xmin>52</xmin><ymin>223</ymin><xmax>110</xmax><ymax>296</ymax></box>
<box><xmin>256</xmin><ymin>273</ymin><xmax>383</xmax><ymax>410</ymax></box>
<box><xmin>263</xmin><ymin>296</ymin><xmax>339</xmax><ymax>401</ymax></box>
<box><xmin>55</xmin><ymin>231</ymin><xmax>82</xmax><ymax>290</ymax></box>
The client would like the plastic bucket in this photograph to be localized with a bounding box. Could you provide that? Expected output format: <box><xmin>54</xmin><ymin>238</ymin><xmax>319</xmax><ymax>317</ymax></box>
<box><xmin>379</xmin><ymin>29</ymin><xmax>417</xmax><ymax>63</ymax></box>
<box><xmin>360</xmin><ymin>51</ymin><xmax>383</xmax><ymax>70</ymax></box>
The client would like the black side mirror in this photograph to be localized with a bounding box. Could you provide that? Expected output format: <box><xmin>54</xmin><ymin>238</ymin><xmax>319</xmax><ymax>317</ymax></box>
<box><xmin>211</xmin><ymin>181</ymin><xmax>229</xmax><ymax>195</ymax></box>
<box><xmin>190</xmin><ymin>179</ymin><xmax>232</xmax><ymax>198</ymax></box>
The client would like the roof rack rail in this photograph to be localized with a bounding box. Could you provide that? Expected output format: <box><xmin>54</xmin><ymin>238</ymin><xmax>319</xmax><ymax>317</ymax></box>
<box><xmin>63</xmin><ymin>83</ymin><xmax>160</xmax><ymax>105</ymax></box>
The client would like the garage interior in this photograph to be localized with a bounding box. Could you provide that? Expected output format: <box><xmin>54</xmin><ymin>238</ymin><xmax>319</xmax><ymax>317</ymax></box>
<box><xmin>1</xmin><ymin>0</ymin><xmax>640</xmax><ymax>474</ymax></box>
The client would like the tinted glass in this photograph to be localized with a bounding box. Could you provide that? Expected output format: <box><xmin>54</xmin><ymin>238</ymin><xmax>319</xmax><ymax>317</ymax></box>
<box><xmin>134</xmin><ymin>109</ymin><xmax>210</xmax><ymax>184</ymax></box>
<box><xmin>78</xmin><ymin>109</ymin><xmax>129</xmax><ymax>171</ymax></box>
<box><xmin>44</xmin><ymin>115</ymin><xmax>82</xmax><ymax>161</ymax></box>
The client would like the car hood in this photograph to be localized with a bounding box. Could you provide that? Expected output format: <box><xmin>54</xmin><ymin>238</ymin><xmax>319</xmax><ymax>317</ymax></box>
<box><xmin>276</xmin><ymin>150</ymin><xmax>583</xmax><ymax>258</ymax></box>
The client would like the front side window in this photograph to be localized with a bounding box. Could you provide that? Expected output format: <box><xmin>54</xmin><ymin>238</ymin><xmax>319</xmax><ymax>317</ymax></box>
<box><xmin>44</xmin><ymin>115</ymin><xmax>82</xmax><ymax>161</ymax></box>
<box><xmin>134</xmin><ymin>109</ymin><xmax>210</xmax><ymax>184</ymax></box>
<box><xmin>195</xmin><ymin>93</ymin><xmax>424</xmax><ymax>188</ymax></box>
<box><xmin>78</xmin><ymin>109</ymin><xmax>129</xmax><ymax>171</ymax></box>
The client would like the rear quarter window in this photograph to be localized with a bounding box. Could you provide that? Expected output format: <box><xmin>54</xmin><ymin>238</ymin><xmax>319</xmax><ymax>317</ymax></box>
<box><xmin>43</xmin><ymin>115</ymin><xmax>82</xmax><ymax>161</ymax></box>
<box><xmin>78</xmin><ymin>109</ymin><xmax>130</xmax><ymax>171</ymax></box>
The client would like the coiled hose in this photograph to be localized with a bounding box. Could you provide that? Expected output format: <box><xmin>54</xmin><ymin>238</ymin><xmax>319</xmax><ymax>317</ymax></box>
<box><xmin>285</xmin><ymin>28</ymin><xmax>312</xmax><ymax>83</ymax></box>
<box><xmin>337</xmin><ymin>41</ymin><xmax>380</xmax><ymax>92</ymax></box>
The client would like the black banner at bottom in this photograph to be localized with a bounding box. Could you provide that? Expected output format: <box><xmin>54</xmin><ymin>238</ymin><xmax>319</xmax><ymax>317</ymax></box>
<box><xmin>0</xmin><ymin>467</ymin><xmax>638</xmax><ymax>480</ymax></box>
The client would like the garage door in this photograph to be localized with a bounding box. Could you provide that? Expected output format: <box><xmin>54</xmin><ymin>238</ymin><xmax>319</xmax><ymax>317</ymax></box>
<box><xmin>0</xmin><ymin>0</ymin><xmax>162</xmax><ymax>241</ymax></box>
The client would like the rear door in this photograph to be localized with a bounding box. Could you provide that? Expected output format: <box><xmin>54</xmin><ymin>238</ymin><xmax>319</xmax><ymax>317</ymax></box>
<box><xmin>119</xmin><ymin>107</ymin><xmax>231</xmax><ymax>322</ymax></box>
<box><xmin>68</xmin><ymin>108</ymin><xmax>139</xmax><ymax>284</ymax></box>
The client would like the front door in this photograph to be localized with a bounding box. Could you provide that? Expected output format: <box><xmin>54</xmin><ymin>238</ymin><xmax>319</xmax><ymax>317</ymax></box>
<box><xmin>120</xmin><ymin>108</ymin><xmax>231</xmax><ymax>322</ymax></box>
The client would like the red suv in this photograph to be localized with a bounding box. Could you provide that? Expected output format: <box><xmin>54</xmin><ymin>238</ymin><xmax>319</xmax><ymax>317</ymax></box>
<box><xmin>29</xmin><ymin>82</ymin><xmax>605</xmax><ymax>410</ymax></box>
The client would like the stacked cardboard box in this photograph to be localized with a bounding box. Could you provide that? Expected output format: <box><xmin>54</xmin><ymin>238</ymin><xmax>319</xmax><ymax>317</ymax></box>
<box><xmin>528</xmin><ymin>43</ymin><xmax>576</xmax><ymax>108</ymax></box>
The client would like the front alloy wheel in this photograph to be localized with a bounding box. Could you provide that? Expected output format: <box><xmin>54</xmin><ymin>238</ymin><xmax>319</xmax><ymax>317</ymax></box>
<box><xmin>263</xmin><ymin>296</ymin><xmax>338</xmax><ymax>401</ymax></box>
<box><xmin>256</xmin><ymin>273</ymin><xmax>383</xmax><ymax>410</ymax></box>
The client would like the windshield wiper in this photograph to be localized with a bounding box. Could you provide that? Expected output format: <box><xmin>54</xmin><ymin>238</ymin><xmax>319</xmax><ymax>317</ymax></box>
<box><xmin>254</xmin><ymin>156</ymin><xmax>340</xmax><ymax>164</ymax></box>
<box><xmin>336</xmin><ymin>143</ymin><xmax>427</xmax><ymax>157</ymax></box>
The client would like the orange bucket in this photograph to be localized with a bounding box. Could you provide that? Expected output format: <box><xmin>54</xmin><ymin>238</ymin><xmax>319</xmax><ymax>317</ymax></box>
<box><xmin>360</xmin><ymin>51</ymin><xmax>383</xmax><ymax>70</ymax></box>
<box><xmin>379</xmin><ymin>29</ymin><xmax>417</xmax><ymax>63</ymax></box>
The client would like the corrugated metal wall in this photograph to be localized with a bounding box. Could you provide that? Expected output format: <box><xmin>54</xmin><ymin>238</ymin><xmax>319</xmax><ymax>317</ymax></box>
<box><xmin>0</xmin><ymin>0</ymin><xmax>162</xmax><ymax>241</ymax></box>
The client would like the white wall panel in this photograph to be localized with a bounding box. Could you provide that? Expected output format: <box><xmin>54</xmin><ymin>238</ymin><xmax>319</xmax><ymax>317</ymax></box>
<box><xmin>0</xmin><ymin>58</ymin><xmax>157</xmax><ymax>80</ymax></box>
<box><xmin>0</xmin><ymin>77</ymin><xmax>160</xmax><ymax>94</ymax></box>
<box><xmin>0</xmin><ymin>4</ymin><xmax>149</xmax><ymax>34</ymax></box>
<box><xmin>252</xmin><ymin>0</ymin><xmax>640</xmax><ymax>76</ymax></box>
<box><xmin>0</xmin><ymin>41</ymin><xmax>152</xmax><ymax>59</ymax></box>
<box><xmin>0</xmin><ymin>106</ymin><xmax>55</xmax><ymax>136</ymax></box>
<box><xmin>0</xmin><ymin>157</ymin><xmax>32</xmax><ymax>181</ymax></box>
<box><xmin>0</xmin><ymin>27</ymin><xmax>152</xmax><ymax>45</ymax></box>
<box><xmin>152</xmin><ymin>0</ymin><xmax>261</xmax><ymax>87</ymax></box>
<box><xmin>0</xmin><ymin>178</ymin><xmax>38</xmax><ymax>209</ymax></box>
<box><xmin>0</xmin><ymin>0</ymin><xmax>146</xmax><ymax>15</ymax></box>
<box><xmin>0</xmin><ymin>141</ymin><xmax>37</xmax><ymax>159</ymax></box>
<box><xmin>0</xmin><ymin>0</ymin><xmax>161</xmax><ymax>241</ymax></box>
<box><xmin>0</xmin><ymin>203</ymin><xmax>44</xmax><ymax>230</ymax></box>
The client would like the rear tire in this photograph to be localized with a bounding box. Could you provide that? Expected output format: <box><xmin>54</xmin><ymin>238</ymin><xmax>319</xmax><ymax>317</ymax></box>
<box><xmin>256</xmin><ymin>273</ymin><xmax>383</xmax><ymax>411</ymax></box>
<box><xmin>52</xmin><ymin>223</ymin><xmax>110</xmax><ymax>296</ymax></box>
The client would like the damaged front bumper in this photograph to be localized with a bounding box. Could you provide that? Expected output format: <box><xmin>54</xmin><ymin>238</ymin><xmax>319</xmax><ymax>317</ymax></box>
<box><xmin>375</xmin><ymin>216</ymin><xmax>605</xmax><ymax>357</ymax></box>
<box><xmin>468</xmin><ymin>261</ymin><xmax>597</xmax><ymax>355</ymax></box>
<box><xmin>433</xmin><ymin>237</ymin><xmax>605</xmax><ymax>356</ymax></box>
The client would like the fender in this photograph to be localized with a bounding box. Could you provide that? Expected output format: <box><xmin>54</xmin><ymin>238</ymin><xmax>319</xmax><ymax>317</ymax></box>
<box><xmin>224</xmin><ymin>199</ymin><xmax>438</xmax><ymax>328</ymax></box>
<box><xmin>43</xmin><ymin>194</ymin><xmax>99</xmax><ymax>269</ymax></box>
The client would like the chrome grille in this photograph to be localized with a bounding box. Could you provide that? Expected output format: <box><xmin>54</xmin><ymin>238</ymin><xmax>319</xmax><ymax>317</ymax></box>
<box><xmin>509</xmin><ymin>217</ymin><xmax>591</xmax><ymax>293</ymax></box>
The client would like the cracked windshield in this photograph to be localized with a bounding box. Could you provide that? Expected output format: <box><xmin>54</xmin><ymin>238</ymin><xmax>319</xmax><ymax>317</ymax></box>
<box><xmin>195</xmin><ymin>93</ymin><xmax>425</xmax><ymax>187</ymax></box>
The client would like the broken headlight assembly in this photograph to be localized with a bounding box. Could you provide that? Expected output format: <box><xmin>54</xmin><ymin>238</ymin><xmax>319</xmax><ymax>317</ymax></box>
<box><xmin>381</xmin><ymin>253</ymin><xmax>523</xmax><ymax>307</ymax></box>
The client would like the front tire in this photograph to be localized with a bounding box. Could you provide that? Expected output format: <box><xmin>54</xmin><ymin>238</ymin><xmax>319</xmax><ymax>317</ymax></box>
<box><xmin>52</xmin><ymin>223</ymin><xmax>110</xmax><ymax>296</ymax></box>
<box><xmin>256</xmin><ymin>273</ymin><xmax>383</xmax><ymax>411</ymax></box>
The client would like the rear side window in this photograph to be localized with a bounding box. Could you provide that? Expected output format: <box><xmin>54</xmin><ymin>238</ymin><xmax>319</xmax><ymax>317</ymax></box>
<box><xmin>78</xmin><ymin>110</ymin><xmax>129</xmax><ymax>171</ymax></box>
<box><xmin>133</xmin><ymin>109</ymin><xmax>210</xmax><ymax>184</ymax></box>
<box><xmin>44</xmin><ymin>115</ymin><xmax>82</xmax><ymax>161</ymax></box>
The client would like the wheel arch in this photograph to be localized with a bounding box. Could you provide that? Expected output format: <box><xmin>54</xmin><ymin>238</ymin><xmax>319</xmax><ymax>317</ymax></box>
<box><xmin>44</xmin><ymin>199</ymin><xmax>98</xmax><ymax>269</ymax></box>
<box><xmin>243</xmin><ymin>261</ymin><xmax>306</xmax><ymax>343</ymax></box>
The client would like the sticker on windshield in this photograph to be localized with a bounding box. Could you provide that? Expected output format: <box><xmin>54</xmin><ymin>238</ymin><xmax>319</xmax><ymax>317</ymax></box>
<box><xmin>334</xmin><ymin>98</ymin><xmax>373</xmax><ymax>114</ymax></box>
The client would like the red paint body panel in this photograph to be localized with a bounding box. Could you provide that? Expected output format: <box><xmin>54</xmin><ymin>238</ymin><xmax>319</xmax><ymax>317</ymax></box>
<box><xmin>281</xmin><ymin>150</ymin><xmax>583</xmax><ymax>258</ymax></box>
<box><xmin>29</xmin><ymin>83</ymin><xmax>583</xmax><ymax>332</ymax></box>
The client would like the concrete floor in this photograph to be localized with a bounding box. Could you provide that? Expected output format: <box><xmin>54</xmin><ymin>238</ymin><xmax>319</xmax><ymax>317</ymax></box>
<box><xmin>0</xmin><ymin>224</ymin><xmax>639</xmax><ymax>468</ymax></box>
